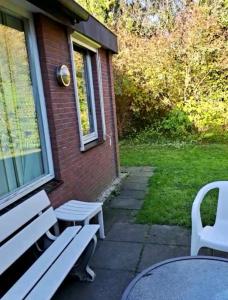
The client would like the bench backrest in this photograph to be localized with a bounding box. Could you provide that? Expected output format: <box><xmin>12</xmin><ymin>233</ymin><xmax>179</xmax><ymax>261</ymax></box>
<box><xmin>0</xmin><ymin>190</ymin><xmax>57</xmax><ymax>275</ymax></box>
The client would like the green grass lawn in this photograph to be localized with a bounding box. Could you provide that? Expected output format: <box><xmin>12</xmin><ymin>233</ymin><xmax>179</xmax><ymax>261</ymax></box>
<box><xmin>120</xmin><ymin>142</ymin><xmax>228</xmax><ymax>228</ymax></box>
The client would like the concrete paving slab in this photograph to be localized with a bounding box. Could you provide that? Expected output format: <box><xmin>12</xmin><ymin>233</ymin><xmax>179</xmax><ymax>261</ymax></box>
<box><xmin>124</xmin><ymin>176</ymin><xmax>150</xmax><ymax>184</ymax></box>
<box><xmin>121</xmin><ymin>182</ymin><xmax>148</xmax><ymax>191</ymax></box>
<box><xmin>212</xmin><ymin>250</ymin><xmax>228</xmax><ymax>258</ymax></box>
<box><xmin>106</xmin><ymin>223</ymin><xmax>149</xmax><ymax>243</ymax></box>
<box><xmin>91</xmin><ymin>241</ymin><xmax>143</xmax><ymax>272</ymax></box>
<box><xmin>110</xmin><ymin>196</ymin><xmax>143</xmax><ymax>210</ymax></box>
<box><xmin>128</xmin><ymin>166</ymin><xmax>154</xmax><ymax>172</ymax></box>
<box><xmin>137</xmin><ymin>244</ymin><xmax>189</xmax><ymax>272</ymax></box>
<box><xmin>55</xmin><ymin>166</ymin><xmax>219</xmax><ymax>300</ymax></box>
<box><xmin>103</xmin><ymin>208</ymin><xmax>137</xmax><ymax>233</ymax></box>
<box><xmin>119</xmin><ymin>189</ymin><xmax>146</xmax><ymax>200</ymax></box>
<box><xmin>148</xmin><ymin>224</ymin><xmax>191</xmax><ymax>246</ymax></box>
<box><xmin>121</xmin><ymin>167</ymin><xmax>154</xmax><ymax>177</ymax></box>
<box><xmin>198</xmin><ymin>247</ymin><xmax>213</xmax><ymax>256</ymax></box>
<box><xmin>53</xmin><ymin>268</ymin><xmax>134</xmax><ymax>300</ymax></box>
<box><xmin>138</xmin><ymin>244</ymin><xmax>212</xmax><ymax>272</ymax></box>
<box><xmin>132</xmin><ymin>171</ymin><xmax>152</xmax><ymax>178</ymax></box>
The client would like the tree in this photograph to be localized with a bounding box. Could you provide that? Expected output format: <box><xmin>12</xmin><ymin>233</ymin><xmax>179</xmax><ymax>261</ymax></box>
<box><xmin>77</xmin><ymin>0</ymin><xmax>117</xmax><ymax>24</ymax></box>
<box><xmin>77</xmin><ymin>0</ymin><xmax>228</xmax><ymax>137</ymax></box>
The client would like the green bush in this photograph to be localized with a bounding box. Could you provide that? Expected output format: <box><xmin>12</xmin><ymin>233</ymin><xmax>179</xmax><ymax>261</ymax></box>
<box><xmin>160</xmin><ymin>109</ymin><xmax>195</xmax><ymax>138</ymax></box>
<box><xmin>114</xmin><ymin>4</ymin><xmax>228</xmax><ymax>138</ymax></box>
<box><xmin>77</xmin><ymin>1</ymin><xmax>228</xmax><ymax>139</ymax></box>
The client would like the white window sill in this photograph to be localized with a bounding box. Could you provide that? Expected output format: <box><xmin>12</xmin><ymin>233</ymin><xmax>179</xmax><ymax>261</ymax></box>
<box><xmin>80</xmin><ymin>132</ymin><xmax>99</xmax><ymax>150</ymax></box>
<box><xmin>80</xmin><ymin>138</ymin><xmax>105</xmax><ymax>152</ymax></box>
<box><xmin>0</xmin><ymin>173</ymin><xmax>54</xmax><ymax>211</ymax></box>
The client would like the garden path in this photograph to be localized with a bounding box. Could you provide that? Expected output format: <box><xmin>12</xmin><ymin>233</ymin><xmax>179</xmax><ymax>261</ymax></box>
<box><xmin>55</xmin><ymin>167</ymin><xmax>226</xmax><ymax>300</ymax></box>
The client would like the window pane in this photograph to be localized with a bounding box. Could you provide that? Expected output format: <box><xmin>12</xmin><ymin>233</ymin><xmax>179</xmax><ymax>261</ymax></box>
<box><xmin>0</xmin><ymin>15</ymin><xmax>46</xmax><ymax>198</ymax></box>
<box><xmin>73</xmin><ymin>48</ymin><xmax>95</xmax><ymax>136</ymax></box>
<box><xmin>4</xmin><ymin>13</ymin><xmax>24</xmax><ymax>32</ymax></box>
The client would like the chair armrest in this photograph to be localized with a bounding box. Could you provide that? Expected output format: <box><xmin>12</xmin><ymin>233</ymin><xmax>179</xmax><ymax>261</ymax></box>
<box><xmin>192</xmin><ymin>182</ymin><xmax>222</xmax><ymax>233</ymax></box>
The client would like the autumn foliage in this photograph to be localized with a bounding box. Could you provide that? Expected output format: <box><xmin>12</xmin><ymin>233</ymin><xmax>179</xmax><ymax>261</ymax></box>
<box><xmin>78</xmin><ymin>1</ymin><xmax>228</xmax><ymax>138</ymax></box>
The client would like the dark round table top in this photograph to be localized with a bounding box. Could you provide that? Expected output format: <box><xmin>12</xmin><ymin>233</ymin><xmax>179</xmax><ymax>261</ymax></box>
<box><xmin>121</xmin><ymin>256</ymin><xmax>228</xmax><ymax>300</ymax></box>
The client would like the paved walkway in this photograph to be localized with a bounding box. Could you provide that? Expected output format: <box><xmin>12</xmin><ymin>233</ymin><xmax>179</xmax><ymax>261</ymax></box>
<box><xmin>55</xmin><ymin>167</ymin><xmax>226</xmax><ymax>300</ymax></box>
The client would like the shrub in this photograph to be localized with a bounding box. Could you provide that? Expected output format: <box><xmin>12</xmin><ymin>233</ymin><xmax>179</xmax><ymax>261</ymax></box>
<box><xmin>160</xmin><ymin>109</ymin><xmax>195</xmax><ymax>138</ymax></box>
<box><xmin>114</xmin><ymin>4</ymin><xmax>228</xmax><ymax>137</ymax></box>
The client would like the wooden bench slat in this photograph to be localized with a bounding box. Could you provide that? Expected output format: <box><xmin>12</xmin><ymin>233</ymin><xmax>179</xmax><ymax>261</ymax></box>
<box><xmin>0</xmin><ymin>208</ymin><xmax>56</xmax><ymax>275</ymax></box>
<box><xmin>0</xmin><ymin>191</ymin><xmax>50</xmax><ymax>243</ymax></box>
<box><xmin>1</xmin><ymin>226</ymin><xmax>81</xmax><ymax>300</ymax></box>
<box><xmin>25</xmin><ymin>225</ymin><xmax>100</xmax><ymax>300</ymax></box>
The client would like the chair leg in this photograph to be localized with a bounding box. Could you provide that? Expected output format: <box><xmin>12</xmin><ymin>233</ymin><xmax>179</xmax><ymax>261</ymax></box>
<box><xmin>84</xmin><ymin>219</ymin><xmax>90</xmax><ymax>225</ymax></box>
<box><xmin>191</xmin><ymin>238</ymin><xmax>201</xmax><ymax>256</ymax></box>
<box><xmin>98</xmin><ymin>210</ymin><xmax>105</xmax><ymax>239</ymax></box>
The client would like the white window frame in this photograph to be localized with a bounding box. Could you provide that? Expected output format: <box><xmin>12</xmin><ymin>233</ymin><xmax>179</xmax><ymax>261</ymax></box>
<box><xmin>70</xmin><ymin>34</ymin><xmax>106</xmax><ymax>151</ymax></box>
<box><xmin>0</xmin><ymin>2</ymin><xmax>54</xmax><ymax>210</ymax></box>
<box><xmin>71</xmin><ymin>40</ymin><xmax>98</xmax><ymax>146</ymax></box>
<box><xmin>81</xmin><ymin>52</ymin><xmax>98</xmax><ymax>144</ymax></box>
<box><xmin>96</xmin><ymin>52</ymin><xmax>106</xmax><ymax>140</ymax></box>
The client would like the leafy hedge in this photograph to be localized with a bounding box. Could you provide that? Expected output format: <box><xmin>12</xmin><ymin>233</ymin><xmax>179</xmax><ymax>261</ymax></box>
<box><xmin>77</xmin><ymin>1</ymin><xmax>228</xmax><ymax>139</ymax></box>
<box><xmin>114</xmin><ymin>4</ymin><xmax>228</xmax><ymax>137</ymax></box>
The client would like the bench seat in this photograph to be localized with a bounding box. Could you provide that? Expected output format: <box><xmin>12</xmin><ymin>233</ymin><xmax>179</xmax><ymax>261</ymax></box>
<box><xmin>3</xmin><ymin>225</ymin><xmax>99</xmax><ymax>300</ymax></box>
<box><xmin>0</xmin><ymin>191</ymin><xmax>99</xmax><ymax>300</ymax></box>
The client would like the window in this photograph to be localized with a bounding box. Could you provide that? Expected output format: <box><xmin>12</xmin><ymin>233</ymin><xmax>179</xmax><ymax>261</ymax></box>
<box><xmin>73</xmin><ymin>45</ymin><xmax>98</xmax><ymax>145</ymax></box>
<box><xmin>0</xmin><ymin>10</ymin><xmax>53</xmax><ymax>207</ymax></box>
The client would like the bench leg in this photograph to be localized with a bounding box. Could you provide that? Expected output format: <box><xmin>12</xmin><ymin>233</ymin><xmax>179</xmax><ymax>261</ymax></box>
<box><xmin>70</xmin><ymin>234</ymin><xmax>98</xmax><ymax>282</ymax></box>
<box><xmin>98</xmin><ymin>210</ymin><xmax>105</xmax><ymax>239</ymax></box>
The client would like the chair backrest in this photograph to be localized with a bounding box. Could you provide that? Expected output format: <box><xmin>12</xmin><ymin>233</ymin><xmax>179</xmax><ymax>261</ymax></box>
<box><xmin>0</xmin><ymin>190</ymin><xmax>57</xmax><ymax>275</ymax></box>
<box><xmin>215</xmin><ymin>181</ymin><xmax>228</xmax><ymax>225</ymax></box>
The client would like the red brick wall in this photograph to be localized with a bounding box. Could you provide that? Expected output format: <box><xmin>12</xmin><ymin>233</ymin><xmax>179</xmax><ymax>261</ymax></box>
<box><xmin>34</xmin><ymin>14</ymin><xmax>119</xmax><ymax>207</ymax></box>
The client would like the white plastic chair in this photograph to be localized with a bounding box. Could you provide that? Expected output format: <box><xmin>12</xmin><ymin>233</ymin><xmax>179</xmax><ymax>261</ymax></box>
<box><xmin>191</xmin><ymin>181</ymin><xmax>228</xmax><ymax>256</ymax></box>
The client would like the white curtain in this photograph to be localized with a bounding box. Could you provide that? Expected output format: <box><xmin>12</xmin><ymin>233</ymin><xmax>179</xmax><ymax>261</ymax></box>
<box><xmin>0</xmin><ymin>14</ymin><xmax>44</xmax><ymax>198</ymax></box>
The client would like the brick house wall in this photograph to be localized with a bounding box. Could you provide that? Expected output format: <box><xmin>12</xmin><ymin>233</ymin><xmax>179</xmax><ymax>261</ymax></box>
<box><xmin>34</xmin><ymin>14</ymin><xmax>119</xmax><ymax>207</ymax></box>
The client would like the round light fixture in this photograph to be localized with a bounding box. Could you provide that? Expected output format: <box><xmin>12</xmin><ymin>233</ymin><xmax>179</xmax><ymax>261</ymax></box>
<box><xmin>56</xmin><ymin>65</ymin><xmax>71</xmax><ymax>87</ymax></box>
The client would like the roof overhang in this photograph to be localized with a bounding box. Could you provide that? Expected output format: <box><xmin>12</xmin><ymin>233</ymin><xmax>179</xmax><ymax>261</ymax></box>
<box><xmin>56</xmin><ymin>0</ymin><xmax>89</xmax><ymax>22</ymax></box>
<box><xmin>26</xmin><ymin>0</ymin><xmax>118</xmax><ymax>53</ymax></box>
<box><xmin>74</xmin><ymin>15</ymin><xmax>118</xmax><ymax>54</ymax></box>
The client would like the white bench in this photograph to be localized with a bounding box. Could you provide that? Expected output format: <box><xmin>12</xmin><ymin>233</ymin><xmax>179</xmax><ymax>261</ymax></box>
<box><xmin>55</xmin><ymin>200</ymin><xmax>105</xmax><ymax>239</ymax></box>
<box><xmin>0</xmin><ymin>190</ymin><xmax>99</xmax><ymax>300</ymax></box>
